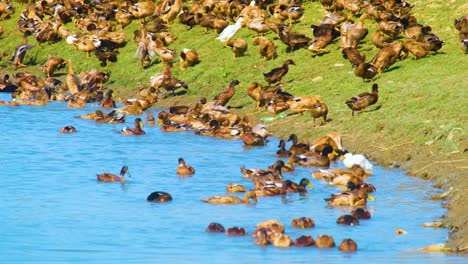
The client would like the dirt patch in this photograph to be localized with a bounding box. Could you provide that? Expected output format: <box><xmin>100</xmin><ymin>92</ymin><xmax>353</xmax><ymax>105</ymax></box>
<box><xmin>151</xmin><ymin>95</ymin><xmax>468</xmax><ymax>253</ymax></box>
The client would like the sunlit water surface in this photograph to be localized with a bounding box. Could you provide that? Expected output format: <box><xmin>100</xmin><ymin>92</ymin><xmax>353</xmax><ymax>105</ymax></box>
<box><xmin>0</xmin><ymin>93</ymin><xmax>465</xmax><ymax>263</ymax></box>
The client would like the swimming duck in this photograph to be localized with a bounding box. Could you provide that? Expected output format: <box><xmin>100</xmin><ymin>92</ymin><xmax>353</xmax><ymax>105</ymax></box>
<box><xmin>294</xmin><ymin>235</ymin><xmax>315</xmax><ymax>247</ymax></box>
<box><xmin>121</xmin><ymin>118</ymin><xmax>145</xmax><ymax>135</ymax></box>
<box><xmin>97</xmin><ymin>166</ymin><xmax>130</xmax><ymax>183</ymax></box>
<box><xmin>241</xmin><ymin>125</ymin><xmax>267</xmax><ymax>146</ymax></box>
<box><xmin>226</xmin><ymin>227</ymin><xmax>246</xmax><ymax>236</ymax></box>
<box><xmin>201</xmin><ymin>190</ymin><xmax>257</xmax><ymax>204</ymax></box>
<box><xmin>282</xmin><ymin>178</ymin><xmax>314</xmax><ymax>194</ymax></box>
<box><xmin>95</xmin><ymin>110</ymin><xmax>126</xmax><ymax>124</ymax></box>
<box><xmin>291</xmin><ymin>217</ymin><xmax>315</xmax><ymax>229</ymax></box>
<box><xmin>206</xmin><ymin>222</ymin><xmax>225</xmax><ymax>233</ymax></box>
<box><xmin>269</xmin><ymin>232</ymin><xmax>293</xmax><ymax>247</ymax></box>
<box><xmin>120</xmin><ymin>100</ymin><xmax>144</xmax><ymax>116</ymax></box>
<box><xmin>336</xmin><ymin>215</ymin><xmax>360</xmax><ymax>226</ymax></box>
<box><xmin>147</xmin><ymin>191</ymin><xmax>173</xmax><ymax>203</ymax></box>
<box><xmin>100</xmin><ymin>89</ymin><xmax>116</xmax><ymax>108</ymax></box>
<box><xmin>276</xmin><ymin>139</ymin><xmax>291</xmax><ymax>158</ymax></box>
<box><xmin>293</xmin><ymin>145</ymin><xmax>334</xmax><ymax>167</ymax></box>
<box><xmin>350</xmin><ymin>208</ymin><xmax>371</xmax><ymax>219</ymax></box>
<box><xmin>287</xmin><ymin>133</ymin><xmax>309</xmax><ymax>155</ymax></box>
<box><xmin>338</xmin><ymin>238</ymin><xmax>358</xmax><ymax>252</ymax></box>
<box><xmin>255</xmin><ymin>220</ymin><xmax>285</xmax><ymax>234</ymax></box>
<box><xmin>345</xmin><ymin>83</ymin><xmax>379</xmax><ymax>116</ymax></box>
<box><xmin>176</xmin><ymin>158</ymin><xmax>195</xmax><ymax>176</ymax></box>
<box><xmin>341</xmin><ymin>152</ymin><xmax>373</xmax><ymax>175</ymax></box>
<box><xmin>263</xmin><ymin>59</ymin><xmax>295</xmax><ymax>85</ymax></box>
<box><xmin>241</xmin><ymin>160</ymin><xmax>284</xmax><ymax>179</ymax></box>
<box><xmin>315</xmin><ymin>235</ymin><xmax>335</xmax><ymax>248</ymax></box>
<box><xmin>314</xmin><ymin>165</ymin><xmax>366</xmax><ymax>186</ymax></box>
<box><xmin>226</xmin><ymin>183</ymin><xmax>246</xmax><ymax>193</ymax></box>
<box><xmin>324</xmin><ymin>185</ymin><xmax>375</xmax><ymax>206</ymax></box>
<box><xmin>75</xmin><ymin>110</ymin><xmax>106</xmax><ymax>120</ymax></box>
<box><xmin>59</xmin><ymin>125</ymin><xmax>77</xmax><ymax>134</ymax></box>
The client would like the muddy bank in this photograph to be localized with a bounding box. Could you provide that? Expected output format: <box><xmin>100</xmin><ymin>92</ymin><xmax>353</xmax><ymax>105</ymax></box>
<box><xmin>150</xmin><ymin>95</ymin><xmax>467</xmax><ymax>253</ymax></box>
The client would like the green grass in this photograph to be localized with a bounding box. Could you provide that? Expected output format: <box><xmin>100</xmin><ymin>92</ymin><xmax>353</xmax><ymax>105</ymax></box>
<box><xmin>0</xmin><ymin>0</ymin><xmax>466</xmax><ymax>156</ymax></box>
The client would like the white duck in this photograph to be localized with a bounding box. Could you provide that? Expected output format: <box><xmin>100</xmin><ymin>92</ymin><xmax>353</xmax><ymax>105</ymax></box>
<box><xmin>341</xmin><ymin>152</ymin><xmax>373</xmax><ymax>175</ymax></box>
<box><xmin>216</xmin><ymin>17</ymin><xmax>245</xmax><ymax>46</ymax></box>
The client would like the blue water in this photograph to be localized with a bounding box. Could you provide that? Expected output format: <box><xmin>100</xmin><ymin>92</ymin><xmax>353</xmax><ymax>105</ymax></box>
<box><xmin>0</xmin><ymin>93</ymin><xmax>465</xmax><ymax>263</ymax></box>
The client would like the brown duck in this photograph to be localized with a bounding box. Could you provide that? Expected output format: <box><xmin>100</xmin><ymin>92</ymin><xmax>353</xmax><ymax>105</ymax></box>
<box><xmin>345</xmin><ymin>83</ymin><xmax>379</xmax><ymax>116</ymax></box>
<box><xmin>263</xmin><ymin>59</ymin><xmax>295</xmax><ymax>85</ymax></box>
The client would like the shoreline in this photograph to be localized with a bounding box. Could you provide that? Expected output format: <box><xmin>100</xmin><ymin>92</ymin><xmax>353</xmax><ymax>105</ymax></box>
<box><xmin>151</xmin><ymin>95</ymin><xmax>467</xmax><ymax>253</ymax></box>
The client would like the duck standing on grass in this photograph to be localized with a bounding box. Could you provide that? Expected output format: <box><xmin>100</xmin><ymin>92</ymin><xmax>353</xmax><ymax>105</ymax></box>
<box><xmin>263</xmin><ymin>59</ymin><xmax>295</xmax><ymax>85</ymax></box>
<box><xmin>345</xmin><ymin>83</ymin><xmax>379</xmax><ymax>116</ymax></box>
<box><xmin>216</xmin><ymin>17</ymin><xmax>245</xmax><ymax>47</ymax></box>
<box><xmin>121</xmin><ymin>118</ymin><xmax>145</xmax><ymax>135</ymax></box>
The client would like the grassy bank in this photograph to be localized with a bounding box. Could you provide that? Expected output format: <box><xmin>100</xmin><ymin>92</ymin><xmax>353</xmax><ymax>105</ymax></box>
<box><xmin>0</xmin><ymin>0</ymin><xmax>466</xmax><ymax>252</ymax></box>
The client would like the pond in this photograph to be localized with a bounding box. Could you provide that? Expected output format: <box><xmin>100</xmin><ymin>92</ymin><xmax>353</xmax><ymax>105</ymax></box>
<box><xmin>0</xmin><ymin>93</ymin><xmax>465</xmax><ymax>263</ymax></box>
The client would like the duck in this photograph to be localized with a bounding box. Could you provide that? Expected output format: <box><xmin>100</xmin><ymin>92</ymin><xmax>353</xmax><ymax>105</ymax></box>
<box><xmin>350</xmin><ymin>208</ymin><xmax>371</xmax><ymax>219</ymax></box>
<box><xmin>291</xmin><ymin>217</ymin><xmax>315</xmax><ymax>229</ymax></box>
<box><xmin>293</xmin><ymin>145</ymin><xmax>334</xmax><ymax>167</ymax></box>
<box><xmin>97</xmin><ymin>166</ymin><xmax>130</xmax><ymax>183</ymax></box>
<box><xmin>120</xmin><ymin>100</ymin><xmax>144</xmax><ymax>116</ymax></box>
<box><xmin>226</xmin><ymin>227</ymin><xmax>246</xmax><ymax>236</ymax></box>
<box><xmin>206</xmin><ymin>222</ymin><xmax>225</xmax><ymax>233</ymax></box>
<box><xmin>354</xmin><ymin>62</ymin><xmax>378</xmax><ymax>82</ymax></box>
<box><xmin>287</xmin><ymin>95</ymin><xmax>324</xmax><ymax>115</ymax></box>
<box><xmin>176</xmin><ymin>158</ymin><xmax>195</xmax><ymax>176</ymax></box>
<box><xmin>95</xmin><ymin>110</ymin><xmax>126</xmax><ymax>124</ymax></box>
<box><xmin>226</xmin><ymin>183</ymin><xmax>246</xmax><ymax>193</ymax></box>
<box><xmin>310</xmin><ymin>131</ymin><xmax>344</xmax><ymax>153</ymax></box>
<box><xmin>342</xmin><ymin>47</ymin><xmax>366</xmax><ymax>67</ymax></box>
<box><xmin>146</xmin><ymin>191</ymin><xmax>173</xmax><ymax>203</ymax></box>
<box><xmin>454</xmin><ymin>15</ymin><xmax>468</xmax><ymax>53</ymax></box>
<box><xmin>179</xmin><ymin>48</ymin><xmax>200</xmax><ymax>70</ymax></box>
<box><xmin>129</xmin><ymin>1</ymin><xmax>156</xmax><ymax>21</ymax></box>
<box><xmin>178</xmin><ymin>6</ymin><xmax>197</xmax><ymax>30</ymax></box>
<box><xmin>309</xmin><ymin>102</ymin><xmax>328</xmax><ymax>126</ymax></box>
<box><xmin>100</xmin><ymin>89</ymin><xmax>116</xmax><ymax>108</ymax></box>
<box><xmin>282</xmin><ymin>178</ymin><xmax>314</xmax><ymax>194</ymax></box>
<box><xmin>212</xmin><ymin>80</ymin><xmax>240</xmax><ymax>107</ymax></box>
<box><xmin>226</xmin><ymin>38</ymin><xmax>248</xmax><ymax>58</ymax></box>
<box><xmin>59</xmin><ymin>125</ymin><xmax>77</xmax><ymax>134</ymax></box>
<box><xmin>294</xmin><ymin>235</ymin><xmax>315</xmax><ymax>247</ymax></box>
<box><xmin>276</xmin><ymin>139</ymin><xmax>291</xmax><ymax>158</ymax></box>
<box><xmin>338</xmin><ymin>238</ymin><xmax>358</xmax><ymax>252</ymax></box>
<box><xmin>41</xmin><ymin>56</ymin><xmax>66</xmax><ymax>77</ymax></box>
<box><xmin>341</xmin><ymin>152</ymin><xmax>373</xmax><ymax>175</ymax></box>
<box><xmin>241</xmin><ymin>125</ymin><xmax>267</xmax><ymax>146</ymax></box>
<box><xmin>65</xmin><ymin>59</ymin><xmax>81</xmax><ymax>94</ymax></box>
<box><xmin>277</xmin><ymin>24</ymin><xmax>311</xmax><ymax>52</ymax></box>
<box><xmin>345</xmin><ymin>83</ymin><xmax>379</xmax><ymax>116</ymax></box>
<box><xmin>287</xmin><ymin>133</ymin><xmax>309</xmax><ymax>155</ymax></box>
<box><xmin>201</xmin><ymin>190</ymin><xmax>258</xmax><ymax>204</ymax></box>
<box><xmin>216</xmin><ymin>17</ymin><xmax>245</xmax><ymax>46</ymax></box>
<box><xmin>324</xmin><ymin>185</ymin><xmax>375</xmax><ymax>206</ymax></box>
<box><xmin>75</xmin><ymin>110</ymin><xmax>106</xmax><ymax>120</ymax></box>
<box><xmin>315</xmin><ymin>165</ymin><xmax>366</xmax><ymax>186</ymax></box>
<box><xmin>315</xmin><ymin>235</ymin><xmax>335</xmax><ymax>248</ymax></box>
<box><xmin>336</xmin><ymin>215</ymin><xmax>360</xmax><ymax>226</ymax></box>
<box><xmin>256</xmin><ymin>220</ymin><xmax>285</xmax><ymax>234</ymax></box>
<box><xmin>10</xmin><ymin>41</ymin><xmax>34</xmax><ymax>70</ymax></box>
<box><xmin>269</xmin><ymin>232</ymin><xmax>293</xmax><ymax>247</ymax></box>
<box><xmin>121</xmin><ymin>118</ymin><xmax>146</xmax><ymax>135</ymax></box>
<box><xmin>241</xmin><ymin>160</ymin><xmax>284</xmax><ymax>179</ymax></box>
<box><xmin>252</xmin><ymin>36</ymin><xmax>277</xmax><ymax>60</ymax></box>
<box><xmin>263</xmin><ymin>59</ymin><xmax>295</xmax><ymax>85</ymax></box>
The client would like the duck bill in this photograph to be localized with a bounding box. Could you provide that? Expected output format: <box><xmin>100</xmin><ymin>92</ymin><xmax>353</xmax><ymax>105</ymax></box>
<box><xmin>307</xmin><ymin>183</ymin><xmax>314</xmax><ymax>190</ymax></box>
<box><xmin>139</xmin><ymin>121</ymin><xmax>144</xmax><ymax>127</ymax></box>
<box><xmin>367</xmin><ymin>194</ymin><xmax>375</xmax><ymax>201</ymax></box>
<box><xmin>157</xmin><ymin>119</ymin><xmax>163</xmax><ymax>126</ymax></box>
